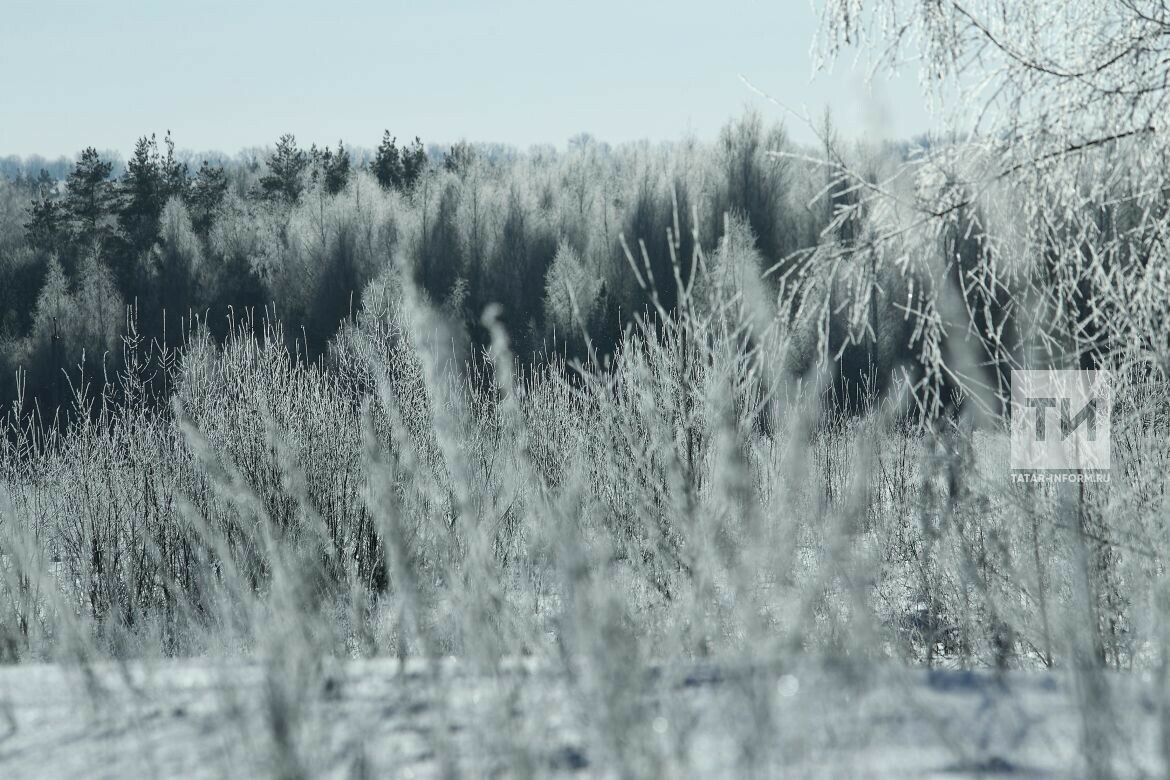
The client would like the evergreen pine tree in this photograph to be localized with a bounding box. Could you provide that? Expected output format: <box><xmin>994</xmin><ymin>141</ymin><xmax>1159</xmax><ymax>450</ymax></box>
<box><xmin>161</xmin><ymin>131</ymin><xmax>189</xmax><ymax>201</ymax></box>
<box><xmin>307</xmin><ymin>143</ymin><xmax>323</xmax><ymax>188</ymax></box>
<box><xmin>323</xmin><ymin>141</ymin><xmax>351</xmax><ymax>195</ymax></box>
<box><xmin>371</xmin><ymin>130</ymin><xmax>403</xmax><ymax>191</ymax></box>
<box><xmin>259</xmin><ymin>134</ymin><xmax>308</xmax><ymax>204</ymax></box>
<box><xmin>64</xmin><ymin>147</ymin><xmax>113</xmax><ymax>242</ymax></box>
<box><xmin>401</xmin><ymin>136</ymin><xmax>428</xmax><ymax>190</ymax></box>
<box><xmin>118</xmin><ymin>135</ymin><xmax>166</xmax><ymax>256</ymax></box>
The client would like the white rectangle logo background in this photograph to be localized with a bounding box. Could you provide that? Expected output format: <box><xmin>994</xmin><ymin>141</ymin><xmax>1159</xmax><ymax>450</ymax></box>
<box><xmin>1010</xmin><ymin>370</ymin><xmax>1111</xmax><ymax>471</ymax></box>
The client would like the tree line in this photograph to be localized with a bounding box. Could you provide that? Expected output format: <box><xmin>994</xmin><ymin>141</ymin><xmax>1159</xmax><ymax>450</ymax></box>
<box><xmin>0</xmin><ymin>129</ymin><xmax>439</xmax><ymax>415</ymax></box>
<box><xmin>0</xmin><ymin>112</ymin><xmax>1038</xmax><ymax>424</ymax></box>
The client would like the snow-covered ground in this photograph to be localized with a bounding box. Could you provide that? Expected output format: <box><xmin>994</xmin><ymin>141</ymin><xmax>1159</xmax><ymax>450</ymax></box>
<box><xmin>0</xmin><ymin>657</ymin><xmax>1159</xmax><ymax>778</ymax></box>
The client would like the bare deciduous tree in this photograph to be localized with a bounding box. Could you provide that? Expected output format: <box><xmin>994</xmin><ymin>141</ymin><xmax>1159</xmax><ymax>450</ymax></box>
<box><xmin>807</xmin><ymin>0</ymin><xmax>1170</xmax><ymax>414</ymax></box>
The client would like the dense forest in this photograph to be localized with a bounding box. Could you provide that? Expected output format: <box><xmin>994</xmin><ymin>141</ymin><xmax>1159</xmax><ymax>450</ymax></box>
<box><xmin>0</xmin><ymin>114</ymin><xmax>938</xmax><ymax>424</ymax></box>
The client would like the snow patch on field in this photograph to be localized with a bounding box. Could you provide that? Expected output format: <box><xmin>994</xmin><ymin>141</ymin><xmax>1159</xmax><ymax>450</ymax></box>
<box><xmin>0</xmin><ymin>658</ymin><xmax>1159</xmax><ymax>777</ymax></box>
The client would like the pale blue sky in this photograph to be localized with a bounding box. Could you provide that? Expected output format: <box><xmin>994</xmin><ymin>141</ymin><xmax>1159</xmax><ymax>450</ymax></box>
<box><xmin>0</xmin><ymin>0</ymin><xmax>930</xmax><ymax>158</ymax></box>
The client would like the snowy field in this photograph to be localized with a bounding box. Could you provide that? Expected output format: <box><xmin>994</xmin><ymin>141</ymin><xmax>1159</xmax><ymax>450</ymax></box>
<box><xmin>0</xmin><ymin>658</ymin><xmax>1159</xmax><ymax>778</ymax></box>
